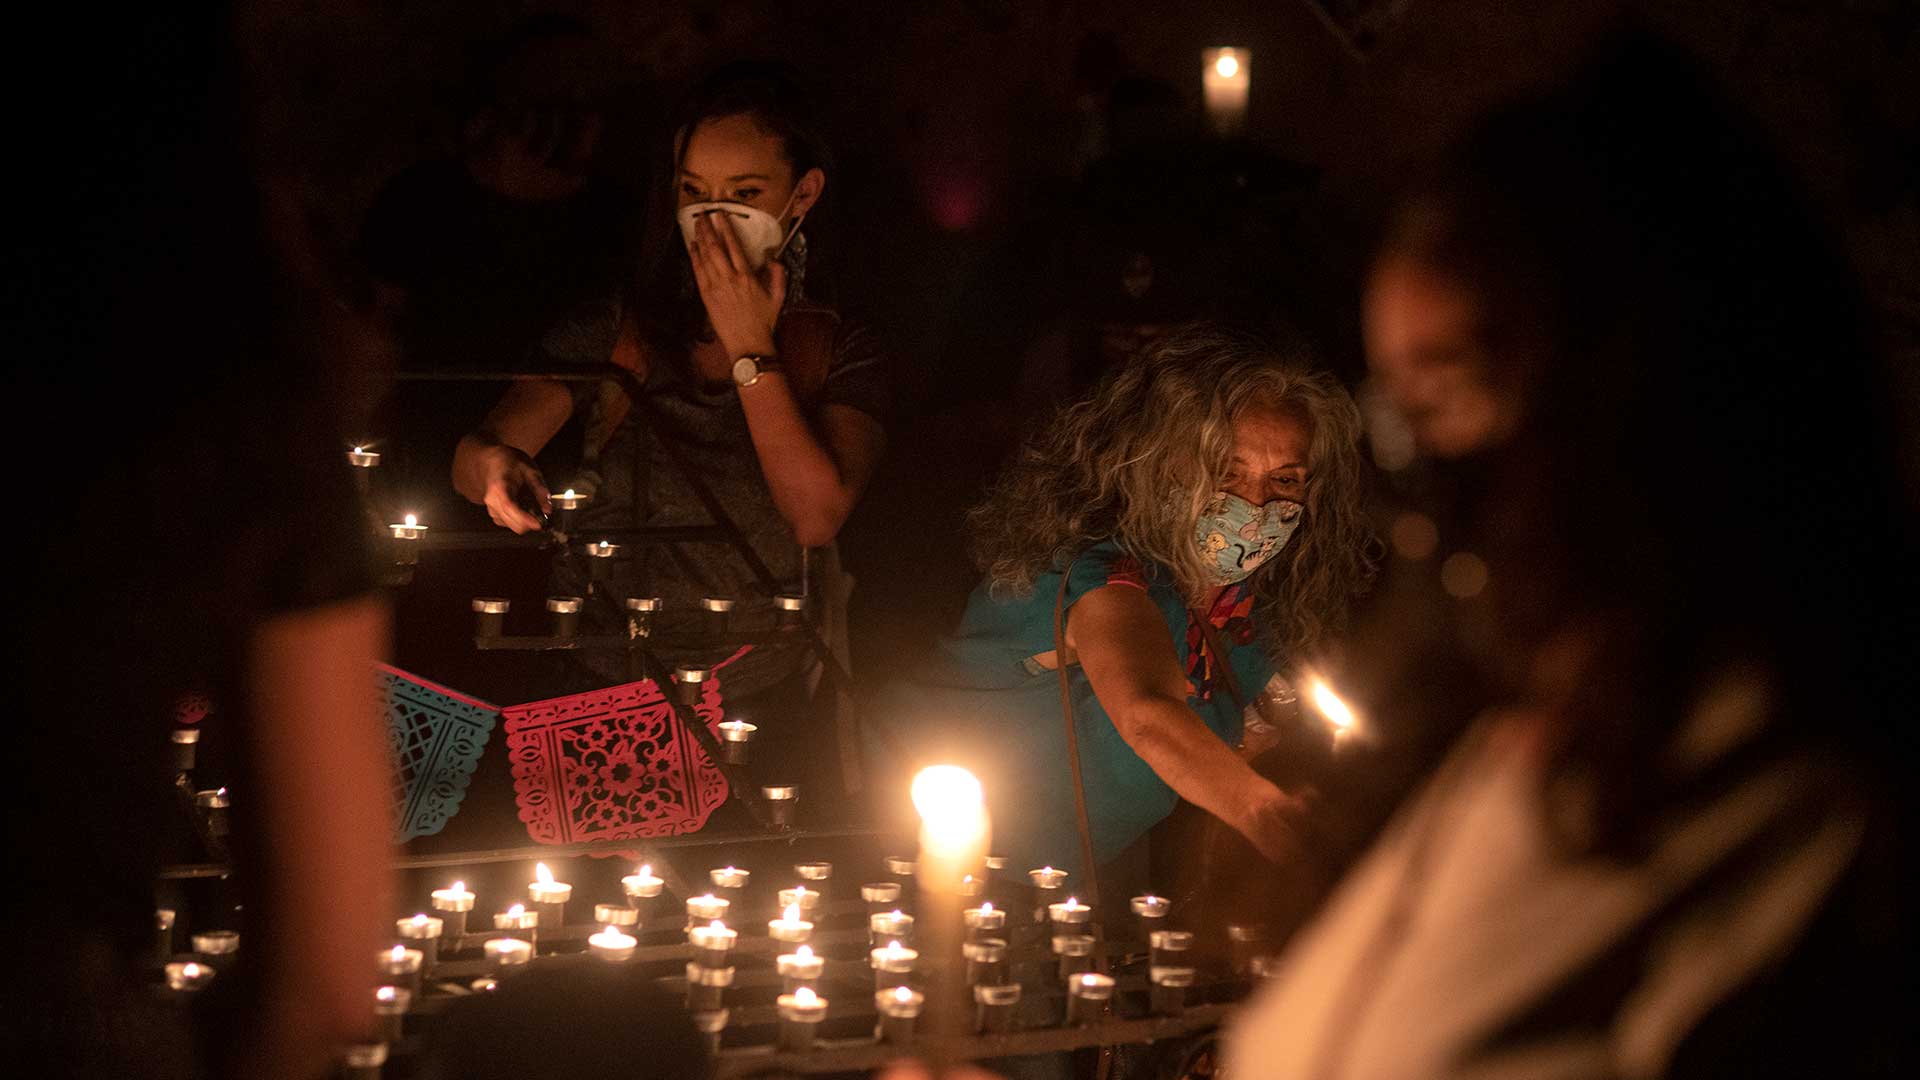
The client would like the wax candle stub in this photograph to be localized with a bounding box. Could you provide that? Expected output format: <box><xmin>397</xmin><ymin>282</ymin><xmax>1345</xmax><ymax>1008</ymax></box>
<box><xmin>769</xmin><ymin>903</ymin><xmax>814</xmax><ymax>944</ymax></box>
<box><xmin>777</xmin><ymin>944</ymin><xmax>824</xmax><ymax>991</ymax></box>
<box><xmin>593</xmin><ymin>903</ymin><xmax>639</xmax><ymax>928</ymax></box>
<box><xmin>762</xmin><ymin>785</ymin><xmax>799</xmax><ymax>827</ymax></box>
<box><xmin>974</xmin><ymin>982</ymin><xmax>1021</xmax><ymax>1034</ymax></box>
<box><xmin>622</xmin><ymin>863</ymin><xmax>664</xmax><ymax>900</ymax></box>
<box><xmin>861</xmin><ymin>882</ymin><xmax>901</xmax><ymax>908</ymax></box>
<box><xmin>709</xmin><ymin>866</ymin><xmax>751</xmax><ymax>890</ymax></box>
<box><xmin>165</xmin><ymin>961</ymin><xmax>215</xmax><ymax>992</ymax></box>
<box><xmin>775</xmin><ymin>986</ymin><xmax>828</xmax><ymax>1050</ymax></box>
<box><xmin>588</xmin><ymin>925</ymin><xmax>637</xmax><ymax>963</ymax></box>
<box><xmin>685</xmin><ymin>962</ymin><xmax>737</xmax><ymax>1012</ymax></box>
<box><xmin>484</xmin><ymin>938</ymin><xmax>532</xmax><ymax>972</ymax></box>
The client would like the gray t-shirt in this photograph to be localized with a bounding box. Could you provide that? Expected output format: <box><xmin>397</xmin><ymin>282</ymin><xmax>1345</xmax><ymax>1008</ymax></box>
<box><xmin>538</xmin><ymin>285</ymin><xmax>891</xmax><ymax>696</ymax></box>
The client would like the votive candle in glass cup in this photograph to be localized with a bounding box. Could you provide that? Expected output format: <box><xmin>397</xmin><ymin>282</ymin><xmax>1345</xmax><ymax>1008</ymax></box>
<box><xmin>875</xmin><ymin>985</ymin><xmax>924</xmax><ymax>1045</ymax></box>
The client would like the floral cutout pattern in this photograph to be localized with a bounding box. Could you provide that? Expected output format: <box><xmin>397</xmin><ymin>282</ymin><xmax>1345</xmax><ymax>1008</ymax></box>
<box><xmin>502</xmin><ymin>649</ymin><xmax>748</xmax><ymax>852</ymax></box>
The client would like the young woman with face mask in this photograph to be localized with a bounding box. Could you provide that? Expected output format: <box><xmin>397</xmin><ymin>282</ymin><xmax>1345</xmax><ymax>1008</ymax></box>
<box><xmin>452</xmin><ymin>63</ymin><xmax>890</xmax><ymax>730</ymax></box>
<box><xmin>870</xmin><ymin>326</ymin><xmax>1374</xmax><ymax>879</ymax></box>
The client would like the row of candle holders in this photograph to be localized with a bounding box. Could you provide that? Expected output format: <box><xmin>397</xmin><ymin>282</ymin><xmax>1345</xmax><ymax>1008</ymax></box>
<box><xmin>160</xmin><ymin>850</ymin><xmax>1275</xmax><ymax>1074</ymax></box>
<box><xmin>469</xmin><ymin>592</ymin><xmax>813</xmax><ymax>642</ymax></box>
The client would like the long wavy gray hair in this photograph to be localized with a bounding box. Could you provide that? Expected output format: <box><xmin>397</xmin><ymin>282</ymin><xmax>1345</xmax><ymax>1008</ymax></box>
<box><xmin>969</xmin><ymin>325</ymin><xmax>1375</xmax><ymax>661</ymax></box>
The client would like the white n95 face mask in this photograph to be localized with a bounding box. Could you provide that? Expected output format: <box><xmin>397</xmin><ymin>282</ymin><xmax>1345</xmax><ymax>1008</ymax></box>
<box><xmin>676</xmin><ymin>189</ymin><xmax>802</xmax><ymax>271</ymax></box>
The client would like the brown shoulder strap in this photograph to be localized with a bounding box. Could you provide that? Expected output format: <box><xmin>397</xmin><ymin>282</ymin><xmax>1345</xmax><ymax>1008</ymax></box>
<box><xmin>1052</xmin><ymin>563</ymin><xmax>1107</xmax><ymax>967</ymax></box>
<box><xmin>1192</xmin><ymin>613</ymin><xmax>1247</xmax><ymax>711</ymax></box>
<box><xmin>774</xmin><ymin>307</ymin><xmax>838</xmax><ymax>406</ymax></box>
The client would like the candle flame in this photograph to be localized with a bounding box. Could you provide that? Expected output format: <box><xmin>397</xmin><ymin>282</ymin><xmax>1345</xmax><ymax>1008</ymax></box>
<box><xmin>794</xmin><ymin>986</ymin><xmax>819</xmax><ymax>1006</ymax></box>
<box><xmin>1067</xmin><ymin>896</ymin><xmax>1079</xmax><ymax>906</ymax></box>
<box><xmin>981</xmin><ymin>901</ymin><xmax>994</xmax><ymax>913</ymax></box>
<box><xmin>638</xmin><ymin>864</ymin><xmax>652</xmax><ymax>878</ymax></box>
<box><xmin>403</xmin><ymin>513</ymin><xmax>418</xmax><ymax>528</ymax></box>
<box><xmin>887</xmin><ymin>939</ymin><xmax>903</xmax><ymax>952</ymax></box>
<box><xmin>709</xmin><ymin>919</ymin><xmax>726</xmax><ymax>932</ymax></box>
<box><xmin>1307</xmin><ymin>676</ymin><xmax>1357</xmax><ymax>734</ymax></box>
<box><xmin>351</xmin><ymin>446</ymin><xmax>363</xmax><ymax>454</ymax></box>
<box><xmin>216</xmin><ymin>786</ymin><xmax>227</xmax><ymax>796</ymax></box>
<box><xmin>1214</xmin><ymin>51</ymin><xmax>1240</xmax><ymax>79</ymax></box>
<box><xmin>535</xmin><ymin>862</ymin><xmax>554</xmax><ymax>885</ymax></box>
<box><xmin>182</xmin><ymin>962</ymin><xmax>202</xmax><ymax>977</ymax></box>
<box><xmin>562</xmin><ymin>489</ymin><xmax>577</xmax><ymax>499</ymax></box>
<box><xmin>508</xmin><ymin>903</ymin><xmax>525</xmax><ymax>917</ymax></box>
<box><xmin>451</xmin><ymin>880</ymin><xmax>466</xmax><ymax>893</ymax></box>
<box><xmin>411</xmin><ymin>914</ymin><xmax>429</xmax><ymax>927</ymax></box>
<box><xmin>390</xmin><ymin>945</ymin><xmax>406</xmax><ymax>960</ymax></box>
<box><xmin>377</xmin><ymin>986</ymin><xmax>396</xmax><ymax>1002</ymax></box>
<box><xmin>796</xmin><ymin>944</ymin><xmax>814</xmax><ymax>960</ymax></box>
<box><xmin>895</xmin><ymin>985</ymin><xmax>914</xmax><ymax>1003</ymax></box>
<box><xmin>910</xmin><ymin>764</ymin><xmax>988</xmax><ymax>854</ymax></box>
<box><xmin>783</xmin><ymin>903</ymin><xmax>802</xmax><ymax>922</ymax></box>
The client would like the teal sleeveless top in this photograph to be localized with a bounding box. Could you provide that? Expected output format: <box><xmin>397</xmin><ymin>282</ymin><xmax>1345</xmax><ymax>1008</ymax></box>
<box><xmin>869</xmin><ymin>539</ymin><xmax>1275</xmax><ymax>878</ymax></box>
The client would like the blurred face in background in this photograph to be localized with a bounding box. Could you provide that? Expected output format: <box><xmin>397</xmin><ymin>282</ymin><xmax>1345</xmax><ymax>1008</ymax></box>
<box><xmin>1364</xmin><ymin>254</ymin><xmax>1518</xmax><ymax>458</ymax></box>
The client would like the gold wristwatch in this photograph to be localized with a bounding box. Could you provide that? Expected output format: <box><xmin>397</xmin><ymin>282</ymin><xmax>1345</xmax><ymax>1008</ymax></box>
<box><xmin>731</xmin><ymin>353</ymin><xmax>782</xmax><ymax>388</ymax></box>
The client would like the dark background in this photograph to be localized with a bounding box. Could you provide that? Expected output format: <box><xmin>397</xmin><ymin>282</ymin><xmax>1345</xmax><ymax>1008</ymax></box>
<box><xmin>240</xmin><ymin>0</ymin><xmax>1920</xmax><ymax>853</ymax></box>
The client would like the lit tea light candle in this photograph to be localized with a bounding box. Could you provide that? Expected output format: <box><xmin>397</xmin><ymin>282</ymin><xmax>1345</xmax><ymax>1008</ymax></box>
<box><xmin>1150</xmin><ymin>965</ymin><xmax>1198</xmax><ymax>1016</ymax></box>
<box><xmin>194</xmin><ymin>788</ymin><xmax>231</xmax><ymax>839</ymax></box>
<box><xmin>1051</xmin><ymin>933</ymin><xmax>1096</xmax><ymax>979</ymax></box>
<box><xmin>622</xmin><ymin>863</ymin><xmax>665</xmax><ymax>902</ymax></box>
<box><xmin>1130</xmin><ymin>894</ymin><xmax>1171</xmax><ymax>935</ymax></box>
<box><xmin>875</xmin><ymin>984</ymin><xmax>925</xmax><ymax>1045</ymax></box>
<box><xmin>1047</xmin><ymin>896</ymin><xmax>1093</xmax><ymax>928</ymax></box>
<box><xmin>1066</xmin><ymin>971</ymin><xmax>1116</xmax><ymax>1025</ymax></box>
<box><xmin>776</xmin><ymin>943</ymin><xmax>824</xmax><ymax>992</ymax></box>
<box><xmin>470</xmin><ymin>976</ymin><xmax>499</xmax><ymax>993</ymax></box>
<box><xmin>347</xmin><ymin>446</ymin><xmax>381</xmax><ymax>469</ymax></box>
<box><xmin>761</xmin><ymin>785</ymin><xmax>799</xmax><ymax>828</ymax></box>
<box><xmin>527</xmin><ymin>861</ymin><xmax>572</xmax><ymax>920</ymax></box>
<box><xmin>378</xmin><ymin>944</ymin><xmax>424</xmax><ymax>996</ymax></box>
<box><xmin>768</xmin><ymin>903</ymin><xmax>814</xmax><ymax>945</ymax></box>
<box><xmin>777</xmin><ymin>885</ymin><xmax>822</xmax><ymax>918</ymax></box>
<box><xmin>483</xmin><ymin>937</ymin><xmax>532</xmax><ymax>975</ymax></box>
<box><xmin>493</xmin><ymin>903</ymin><xmax>539</xmax><ymax>954</ymax></box>
<box><xmin>164</xmin><ymin>960</ymin><xmax>215</xmax><ymax>992</ymax></box>
<box><xmin>545</xmin><ymin>596</ymin><xmax>582</xmax><ymax>639</ymax></box>
<box><xmin>372</xmin><ymin>985</ymin><xmax>412</xmax><ymax>1042</ymax></box>
<box><xmin>775</xmin><ymin>986</ymin><xmax>828</xmax><ymax>1051</ymax></box>
<box><xmin>471</xmin><ymin>597</ymin><xmax>509</xmax><ymax>639</ymax></box>
<box><xmin>551</xmin><ymin>489</ymin><xmax>588</xmax><ymax>533</ymax></box>
<box><xmin>708</xmin><ymin>866</ymin><xmax>750</xmax><ymax>892</ymax></box>
<box><xmin>1150</xmin><ymin>928</ymin><xmax>1195</xmax><ymax>969</ymax></box>
<box><xmin>684</xmin><ymin>961</ymin><xmax>737</xmax><ymax>1011</ymax></box>
<box><xmin>396</xmin><ymin>913</ymin><xmax>444</xmax><ymax>973</ymax></box>
<box><xmin>963</xmin><ymin>901</ymin><xmax>1006</xmax><ymax>940</ymax></box>
<box><xmin>588</xmin><ymin>924</ymin><xmax>637</xmax><ymax>963</ymax></box>
<box><xmin>963</xmin><ymin>938</ymin><xmax>1009</xmax><ymax>986</ymax></box>
<box><xmin>868</xmin><ymin>939</ymin><xmax>918</xmax><ymax>992</ymax></box>
<box><xmin>868</xmin><ymin>909</ymin><xmax>915</xmax><ymax>947</ymax></box>
<box><xmin>958</xmin><ymin>873</ymin><xmax>983</xmax><ymax>897</ymax></box>
<box><xmin>431</xmin><ymin>880</ymin><xmax>476</xmax><ymax>940</ymax></box>
<box><xmin>715</xmin><ymin>720</ymin><xmax>757</xmax><ymax>764</ymax></box>
<box><xmin>974</xmin><ymin>982</ymin><xmax>1021</xmax><ymax>1033</ymax></box>
<box><xmin>1029</xmin><ymin>864</ymin><xmax>1067</xmax><ymax>923</ymax></box>
<box><xmin>585</xmin><ymin>541</ymin><xmax>621</xmax><ymax>577</ymax></box>
<box><xmin>860</xmin><ymin>881</ymin><xmax>901</xmax><ymax>912</ymax></box>
<box><xmin>688</xmin><ymin>920</ymin><xmax>737</xmax><ymax>969</ymax></box>
<box><xmin>685</xmin><ymin>893</ymin><xmax>729</xmax><ymax>930</ymax></box>
<box><xmin>389</xmin><ymin>513</ymin><xmax>427</xmax><ymax>541</ymax></box>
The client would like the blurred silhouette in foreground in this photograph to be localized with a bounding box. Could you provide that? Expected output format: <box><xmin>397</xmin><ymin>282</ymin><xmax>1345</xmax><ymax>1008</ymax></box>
<box><xmin>1227</xmin><ymin>30</ymin><xmax>1914</xmax><ymax>1080</ymax></box>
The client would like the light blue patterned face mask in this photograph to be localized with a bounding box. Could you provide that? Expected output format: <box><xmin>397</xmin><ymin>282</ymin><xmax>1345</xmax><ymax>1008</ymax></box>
<box><xmin>1194</xmin><ymin>492</ymin><xmax>1303</xmax><ymax>585</ymax></box>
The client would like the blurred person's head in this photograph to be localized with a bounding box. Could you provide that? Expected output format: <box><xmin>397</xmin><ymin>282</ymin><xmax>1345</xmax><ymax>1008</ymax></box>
<box><xmin>971</xmin><ymin>324</ymin><xmax>1375</xmax><ymax>659</ymax></box>
<box><xmin>460</xmin><ymin>14</ymin><xmax>611</xmax><ymax>202</ymax></box>
<box><xmin>1365</xmin><ymin>32</ymin><xmax>1910</xmax><ymax>847</ymax></box>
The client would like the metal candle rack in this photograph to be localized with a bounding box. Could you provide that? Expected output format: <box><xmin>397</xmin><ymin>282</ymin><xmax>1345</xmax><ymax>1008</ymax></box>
<box><xmin>366</xmin><ymin>366</ymin><xmax>866</xmax><ymax>829</ymax></box>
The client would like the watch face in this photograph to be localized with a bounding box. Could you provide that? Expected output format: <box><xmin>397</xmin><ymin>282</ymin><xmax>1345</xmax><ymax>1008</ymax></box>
<box><xmin>732</xmin><ymin>355</ymin><xmax>758</xmax><ymax>386</ymax></box>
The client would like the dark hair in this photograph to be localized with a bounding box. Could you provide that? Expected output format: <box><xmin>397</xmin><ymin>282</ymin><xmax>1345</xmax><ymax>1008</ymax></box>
<box><xmin>669</xmin><ymin>59</ymin><xmax>833</xmax><ymax>180</ymax></box>
<box><xmin>1381</xmin><ymin>32</ymin><xmax>1912</xmax><ymax>853</ymax></box>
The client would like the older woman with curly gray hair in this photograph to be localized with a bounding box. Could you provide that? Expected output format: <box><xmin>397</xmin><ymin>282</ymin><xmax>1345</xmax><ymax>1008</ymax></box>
<box><xmin>871</xmin><ymin>325</ymin><xmax>1374</xmax><ymax>879</ymax></box>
